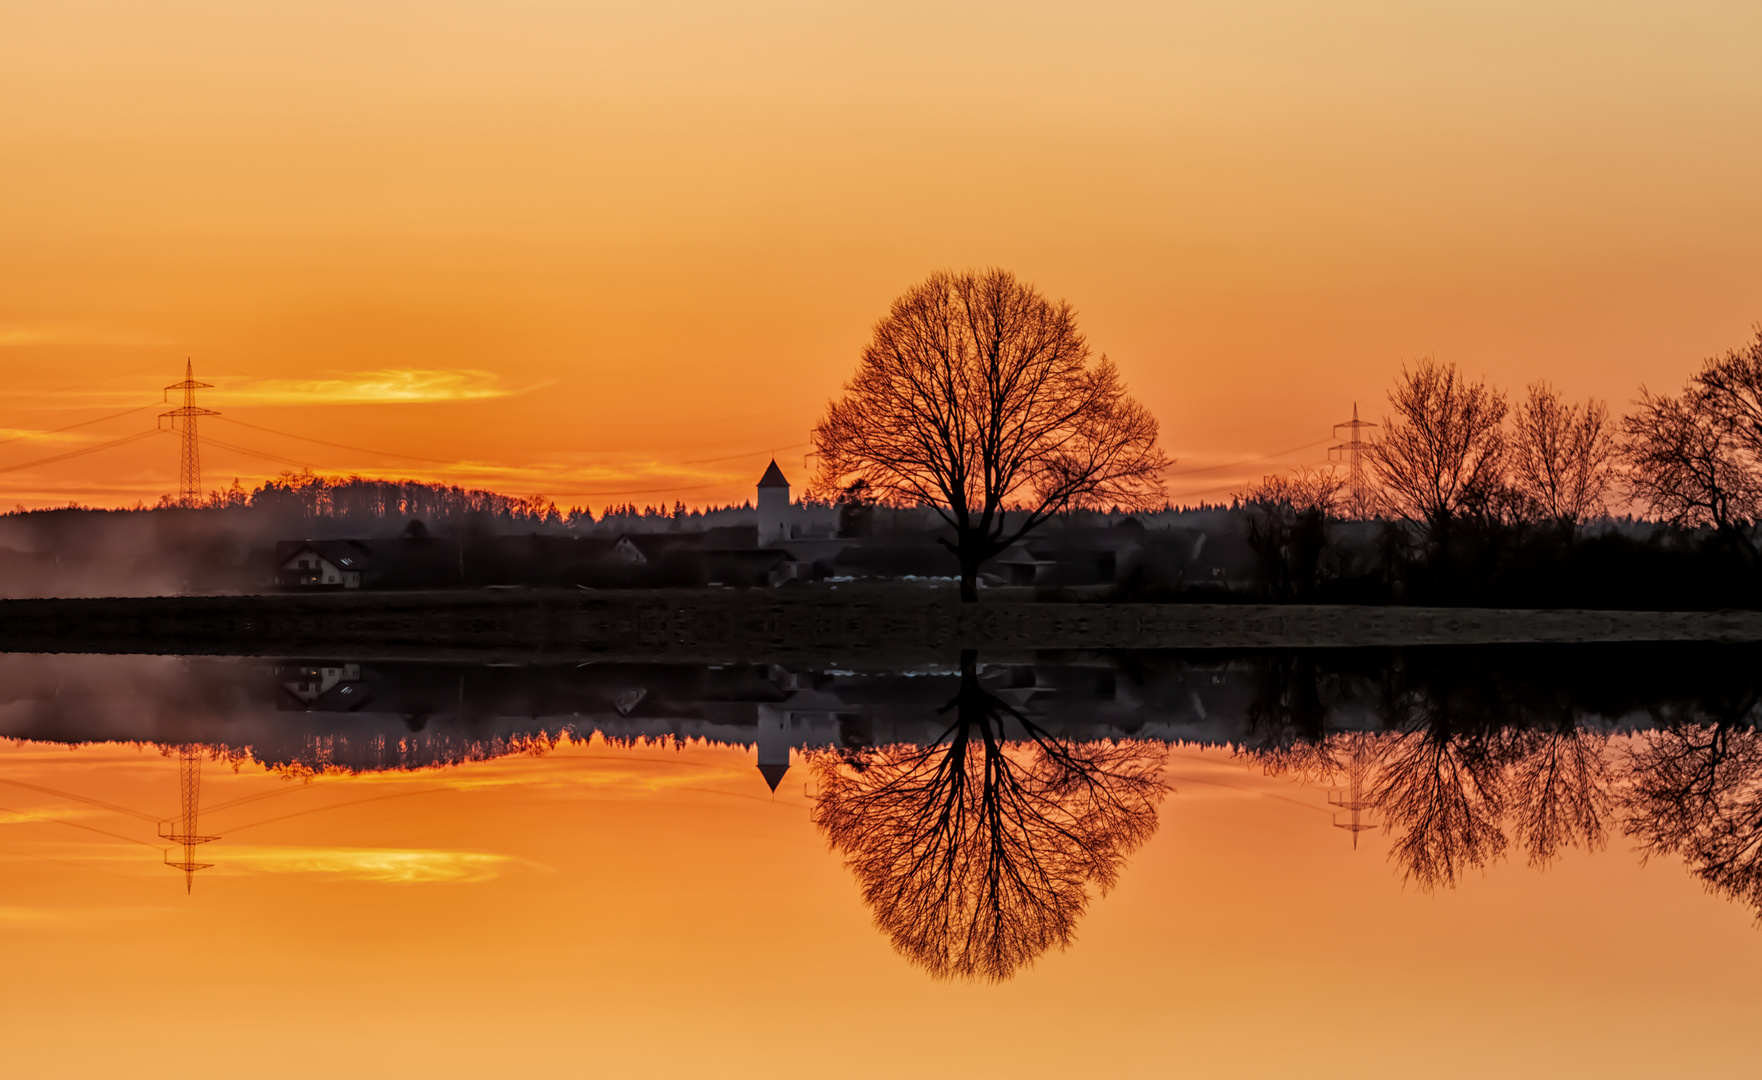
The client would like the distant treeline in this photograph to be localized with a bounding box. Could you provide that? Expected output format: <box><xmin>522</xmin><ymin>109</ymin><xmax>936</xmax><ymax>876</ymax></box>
<box><xmin>10</xmin><ymin>471</ymin><xmax>774</xmax><ymax>531</ymax></box>
<box><xmin>1217</xmin><ymin>329</ymin><xmax>1762</xmax><ymax>609</ymax></box>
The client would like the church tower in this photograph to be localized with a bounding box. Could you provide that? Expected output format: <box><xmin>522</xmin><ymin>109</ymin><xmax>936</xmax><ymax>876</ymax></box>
<box><xmin>756</xmin><ymin>704</ymin><xmax>791</xmax><ymax>792</ymax></box>
<box><xmin>757</xmin><ymin>459</ymin><xmax>790</xmax><ymax>546</ymax></box>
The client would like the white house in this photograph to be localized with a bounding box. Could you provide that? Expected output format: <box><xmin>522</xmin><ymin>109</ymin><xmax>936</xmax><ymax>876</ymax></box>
<box><xmin>279</xmin><ymin>542</ymin><xmax>367</xmax><ymax>588</ymax></box>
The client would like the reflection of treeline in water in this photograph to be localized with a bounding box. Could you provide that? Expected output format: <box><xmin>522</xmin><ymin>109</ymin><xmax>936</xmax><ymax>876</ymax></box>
<box><xmin>1232</xmin><ymin>646</ymin><xmax>1762</xmax><ymax>921</ymax></box>
<box><xmin>4</xmin><ymin>646</ymin><xmax>1762</xmax><ymax>979</ymax></box>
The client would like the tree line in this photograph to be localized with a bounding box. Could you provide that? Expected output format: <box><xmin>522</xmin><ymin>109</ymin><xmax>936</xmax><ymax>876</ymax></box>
<box><xmin>1245</xmin><ymin>328</ymin><xmax>1762</xmax><ymax>549</ymax></box>
<box><xmin>1227</xmin><ymin>332</ymin><xmax>1762</xmax><ymax>607</ymax></box>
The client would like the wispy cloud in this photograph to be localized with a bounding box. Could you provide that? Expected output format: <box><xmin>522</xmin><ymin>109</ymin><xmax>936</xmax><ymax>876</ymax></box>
<box><xmin>0</xmin><ymin>428</ymin><xmax>86</xmax><ymax>446</ymax></box>
<box><xmin>224</xmin><ymin>846</ymin><xmax>513</xmax><ymax>883</ymax></box>
<box><xmin>0</xmin><ymin>324</ymin><xmax>174</xmax><ymax>348</ymax></box>
<box><xmin>213</xmin><ymin>369</ymin><xmax>522</xmax><ymax>406</ymax></box>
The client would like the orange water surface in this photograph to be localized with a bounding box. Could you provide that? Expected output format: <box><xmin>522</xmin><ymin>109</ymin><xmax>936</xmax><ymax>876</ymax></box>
<box><xmin>0</xmin><ymin>732</ymin><xmax>1755</xmax><ymax>1079</ymax></box>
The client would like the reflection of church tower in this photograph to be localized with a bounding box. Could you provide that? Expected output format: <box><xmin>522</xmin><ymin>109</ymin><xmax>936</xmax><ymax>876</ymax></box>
<box><xmin>756</xmin><ymin>704</ymin><xmax>790</xmax><ymax>792</ymax></box>
<box><xmin>757</xmin><ymin>460</ymin><xmax>790</xmax><ymax>546</ymax></box>
<box><xmin>1327</xmin><ymin>730</ymin><xmax>1377</xmax><ymax>848</ymax></box>
<box><xmin>159</xmin><ymin>744</ymin><xmax>218</xmax><ymax>892</ymax></box>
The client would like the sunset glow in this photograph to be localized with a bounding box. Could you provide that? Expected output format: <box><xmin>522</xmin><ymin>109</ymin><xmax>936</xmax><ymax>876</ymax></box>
<box><xmin>4</xmin><ymin>1</ymin><xmax>1759</xmax><ymax>509</ymax></box>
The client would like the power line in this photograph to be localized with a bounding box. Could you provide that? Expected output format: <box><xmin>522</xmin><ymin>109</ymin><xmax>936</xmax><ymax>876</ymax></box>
<box><xmin>672</xmin><ymin>441</ymin><xmax>810</xmax><ymax>467</ymax></box>
<box><xmin>0</xmin><ymin>428</ymin><xmax>161</xmax><ymax>475</ymax></box>
<box><xmin>0</xmin><ymin>404</ymin><xmax>160</xmax><ymax>448</ymax></box>
<box><xmin>0</xmin><ymin>777</ymin><xmax>161</xmax><ymax>822</ymax></box>
<box><xmin>548</xmin><ymin>479</ymin><xmax>760</xmax><ymax>500</ymax></box>
<box><xmin>0</xmin><ymin>364</ymin><xmax>167</xmax><ymax>409</ymax></box>
<box><xmin>214</xmin><ymin>416</ymin><xmax>459</xmax><ymax>465</ymax></box>
<box><xmin>195</xmin><ymin>432</ymin><xmax>314</xmax><ymax>471</ymax></box>
<box><xmin>0</xmin><ymin>802</ymin><xmax>163</xmax><ymax>848</ymax></box>
<box><xmin>1165</xmin><ymin>436</ymin><xmax>1333</xmax><ymax>478</ymax></box>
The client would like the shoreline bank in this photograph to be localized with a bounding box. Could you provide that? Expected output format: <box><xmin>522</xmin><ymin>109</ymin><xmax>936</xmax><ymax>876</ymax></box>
<box><xmin>4</xmin><ymin>590</ymin><xmax>1761</xmax><ymax>656</ymax></box>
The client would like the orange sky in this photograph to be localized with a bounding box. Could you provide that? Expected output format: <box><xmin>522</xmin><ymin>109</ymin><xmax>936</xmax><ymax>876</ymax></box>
<box><xmin>3</xmin><ymin>1</ymin><xmax>1761</xmax><ymax>510</ymax></box>
<box><xmin>0</xmin><ymin>736</ymin><xmax>1756</xmax><ymax>1078</ymax></box>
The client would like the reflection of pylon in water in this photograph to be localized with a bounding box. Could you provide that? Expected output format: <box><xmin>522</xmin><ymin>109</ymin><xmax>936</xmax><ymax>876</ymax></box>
<box><xmin>159</xmin><ymin>745</ymin><xmax>218</xmax><ymax>893</ymax></box>
<box><xmin>1327</xmin><ymin>730</ymin><xmax>1377</xmax><ymax>848</ymax></box>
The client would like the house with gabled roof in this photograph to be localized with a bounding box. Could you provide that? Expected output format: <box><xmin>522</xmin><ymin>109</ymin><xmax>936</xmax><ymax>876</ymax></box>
<box><xmin>276</xmin><ymin>540</ymin><xmax>372</xmax><ymax>589</ymax></box>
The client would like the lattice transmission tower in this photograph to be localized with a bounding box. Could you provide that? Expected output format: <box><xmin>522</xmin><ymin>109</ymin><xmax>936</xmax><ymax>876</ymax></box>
<box><xmin>1329</xmin><ymin>403</ymin><xmax>1377</xmax><ymax>519</ymax></box>
<box><xmin>159</xmin><ymin>744</ymin><xmax>218</xmax><ymax>893</ymax></box>
<box><xmin>1327</xmin><ymin>730</ymin><xmax>1378</xmax><ymax>848</ymax></box>
<box><xmin>161</xmin><ymin>359</ymin><xmax>219</xmax><ymax>507</ymax></box>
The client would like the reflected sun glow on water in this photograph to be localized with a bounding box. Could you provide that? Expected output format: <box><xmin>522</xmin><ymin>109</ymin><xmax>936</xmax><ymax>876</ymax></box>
<box><xmin>0</xmin><ymin>674</ymin><xmax>1759</xmax><ymax>1079</ymax></box>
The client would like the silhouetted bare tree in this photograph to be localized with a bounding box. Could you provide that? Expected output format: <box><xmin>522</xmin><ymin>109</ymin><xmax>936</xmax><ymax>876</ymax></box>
<box><xmin>811</xmin><ymin>269</ymin><xmax>1170</xmax><ymax>601</ymax></box>
<box><xmin>1619</xmin><ymin>723</ymin><xmax>1762</xmax><ymax>918</ymax></box>
<box><xmin>1367</xmin><ymin>723</ymin><xmax>1510</xmax><ymax>888</ymax></box>
<box><xmin>807</xmin><ymin>650</ymin><xmax>1167</xmax><ymax>980</ymax></box>
<box><xmin>1509</xmin><ymin>382</ymin><xmax>1615</xmax><ymax>533</ymax></box>
<box><xmin>1370</xmin><ymin>359</ymin><xmax>1509</xmax><ymax>543</ymax></box>
<box><xmin>1236</xmin><ymin>468</ymin><xmax>1346</xmax><ymax>600</ymax></box>
<box><xmin>1620</xmin><ymin>389</ymin><xmax>1760</xmax><ymax>557</ymax></box>
<box><xmin>1692</xmin><ymin>328</ymin><xmax>1762</xmax><ymax>463</ymax></box>
<box><xmin>1505</xmin><ymin>727</ymin><xmax>1611</xmax><ymax>868</ymax></box>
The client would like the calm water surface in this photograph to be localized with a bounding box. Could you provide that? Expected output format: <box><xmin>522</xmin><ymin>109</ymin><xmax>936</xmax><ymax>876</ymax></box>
<box><xmin>1</xmin><ymin>647</ymin><xmax>1758</xmax><ymax>1079</ymax></box>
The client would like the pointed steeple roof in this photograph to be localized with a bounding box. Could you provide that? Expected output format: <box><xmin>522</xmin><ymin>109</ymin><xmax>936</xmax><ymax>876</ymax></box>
<box><xmin>757</xmin><ymin>460</ymin><xmax>790</xmax><ymax>489</ymax></box>
<box><xmin>757</xmin><ymin>762</ymin><xmax>790</xmax><ymax>792</ymax></box>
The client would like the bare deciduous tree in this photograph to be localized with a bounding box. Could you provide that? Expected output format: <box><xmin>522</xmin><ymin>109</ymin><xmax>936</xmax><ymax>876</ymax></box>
<box><xmin>1620</xmin><ymin>388</ymin><xmax>1760</xmax><ymax>554</ymax></box>
<box><xmin>807</xmin><ymin>651</ymin><xmax>1167</xmax><ymax>981</ymax></box>
<box><xmin>1367</xmin><ymin>725</ymin><xmax>1511</xmax><ymax>890</ymax></box>
<box><xmin>1370</xmin><ymin>359</ymin><xmax>1508</xmax><ymax>542</ymax></box>
<box><xmin>811</xmin><ymin>269</ymin><xmax>1169</xmax><ymax>601</ymax></box>
<box><xmin>1619</xmin><ymin>723</ymin><xmax>1762</xmax><ymax>919</ymax></box>
<box><xmin>1235</xmin><ymin>467</ymin><xmax>1346</xmax><ymax>600</ymax></box>
<box><xmin>1509</xmin><ymin>381</ymin><xmax>1615</xmax><ymax>532</ymax></box>
<box><xmin>1692</xmin><ymin>328</ymin><xmax>1762</xmax><ymax>461</ymax></box>
<box><xmin>1236</xmin><ymin>466</ymin><xmax>1346</xmax><ymax>517</ymax></box>
<box><xmin>1505</xmin><ymin>727</ymin><xmax>1611</xmax><ymax>869</ymax></box>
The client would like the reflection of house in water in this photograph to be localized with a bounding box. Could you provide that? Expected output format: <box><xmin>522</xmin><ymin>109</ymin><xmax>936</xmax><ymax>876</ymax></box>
<box><xmin>281</xmin><ymin>664</ymin><xmax>364</xmax><ymax>706</ymax></box>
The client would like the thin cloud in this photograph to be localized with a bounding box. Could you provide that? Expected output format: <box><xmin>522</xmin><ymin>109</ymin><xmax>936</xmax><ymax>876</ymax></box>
<box><xmin>0</xmin><ymin>324</ymin><xmax>173</xmax><ymax>348</ymax></box>
<box><xmin>0</xmin><ymin>428</ymin><xmax>86</xmax><ymax>446</ymax></box>
<box><xmin>213</xmin><ymin>369</ymin><xmax>522</xmax><ymax>406</ymax></box>
<box><xmin>224</xmin><ymin>846</ymin><xmax>513</xmax><ymax>883</ymax></box>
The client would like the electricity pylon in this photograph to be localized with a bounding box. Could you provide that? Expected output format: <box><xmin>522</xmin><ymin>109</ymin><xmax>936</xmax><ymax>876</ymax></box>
<box><xmin>161</xmin><ymin>359</ymin><xmax>218</xmax><ymax>507</ymax></box>
<box><xmin>1326</xmin><ymin>730</ymin><xmax>1377</xmax><ymax>848</ymax></box>
<box><xmin>159</xmin><ymin>744</ymin><xmax>218</xmax><ymax>893</ymax></box>
<box><xmin>1329</xmin><ymin>403</ymin><xmax>1377</xmax><ymax>519</ymax></box>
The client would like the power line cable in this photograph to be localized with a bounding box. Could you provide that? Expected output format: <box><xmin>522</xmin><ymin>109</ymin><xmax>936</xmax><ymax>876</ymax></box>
<box><xmin>195</xmin><ymin>433</ymin><xmax>315</xmax><ymax>471</ymax></box>
<box><xmin>0</xmin><ymin>802</ymin><xmax>163</xmax><ymax>848</ymax></box>
<box><xmin>0</xmin><ymin>428</ymin><xmax>162</xmax><ymax>475</ymax></box>
<box><xmin>0</xmin><ymin>364</ymin><xmax>167</xmax><ymax>409</ymax></box>
<box><xmin>0</xmin><ymin>777</ymin><xmax>162</xmax><ymax>822</ymax></box>
<box><xmin>0</xmin><ymin>404</ymin><xmax>160</xmax><ymax>447</ymax></box>
<box><xmin>213</xmin><ymin>416</ymin><xmax>459</xmax><ymax>465</ymax></box>
<box><xmin>671</xmin><ymin>441</ymin><xmax>810</xmax><ymax>467</ymax></box>
<box><xmin>1164</xmin><ymin>436</ymin><xmax>1334</xmax><ymax>478</ymax></box>
<box><xmin>548</xmin><ymin>479</ymin><xmax>757</xmax><ymax>500</ymax></box>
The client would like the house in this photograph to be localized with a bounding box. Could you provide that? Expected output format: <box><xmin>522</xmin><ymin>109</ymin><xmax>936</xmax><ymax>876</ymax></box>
<box><xmin>275</xmin><ymin>540</ymin><xmax>372</xmax><ymax>589</ymax></box>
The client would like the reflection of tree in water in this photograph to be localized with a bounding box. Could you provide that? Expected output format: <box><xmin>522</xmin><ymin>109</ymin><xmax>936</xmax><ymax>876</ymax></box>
<box><xmin>1364</xmin><ymin>724</ymin><xmax>1610</xmax><ymax>886</ymax></box>
<box><xmin>1620</xmin><ymin>722</ymin><xmax>1762</xmax><ymax>916</ymax></box>
<box><xmin>1239</xmin><ymin>652</ymin><xmax>1617</xmax><ymax>889</ymax></box>
<box><xmin>1505</xmin><ymin>726</ymin><xmax>1610</xmax><ymax>868</ymax></box>
<box><xmin>809</xmin><ymin>651</ymin><xmax>1168</xmax><ymax>981</ymax></box>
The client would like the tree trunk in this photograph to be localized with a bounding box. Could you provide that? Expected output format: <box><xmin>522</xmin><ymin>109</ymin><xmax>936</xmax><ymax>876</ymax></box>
<box><xmin>959</xmin><ymin>558</ymin><xmax>980</xmax><ymax>602</ymax></box>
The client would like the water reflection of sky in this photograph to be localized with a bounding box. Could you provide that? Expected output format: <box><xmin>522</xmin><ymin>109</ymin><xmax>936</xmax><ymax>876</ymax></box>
<box><xmin>1</xmin><ymin>648</ymin><xmax>1760</xmax><ymax>1078</ymax></box>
